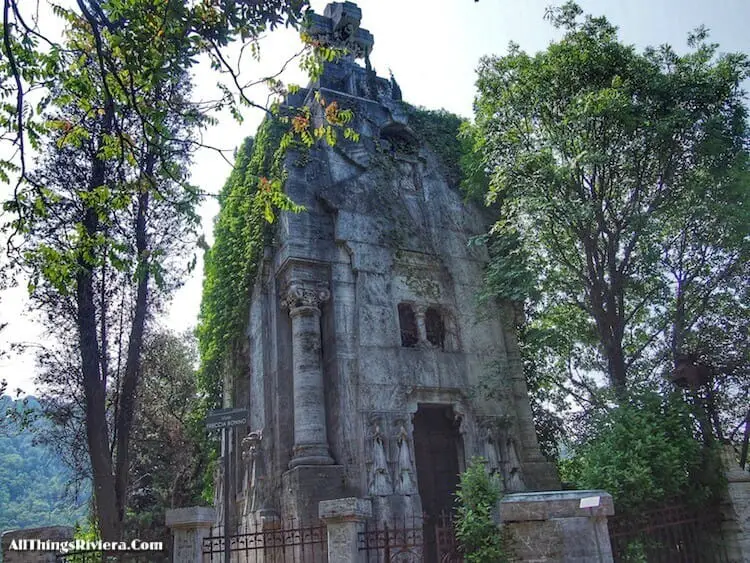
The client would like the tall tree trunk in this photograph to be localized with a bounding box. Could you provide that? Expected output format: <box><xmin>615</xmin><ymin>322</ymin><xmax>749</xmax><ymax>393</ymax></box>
<box><xmin>78</xmin><ymin>109</ymin><xmax>120</xmax><ymax>541</ymax></box>
<box><xmin>605</xmin><ymin>337</ymin><xmax>627</xmax><ymax>397</ymax></box>
<box><xmin>582</xmin><ymin>233</ymin><xmax>628</xmax><ymax>398</ymax></box>
<box><xmin>114</xmin><ymin>160</ymin><xmax>152</xmax><ymax>524</ymax></box>
<box><xmin>78</xmin><ymin>257</ymin><xmax>120</xmax><ymax>541</ymax></box>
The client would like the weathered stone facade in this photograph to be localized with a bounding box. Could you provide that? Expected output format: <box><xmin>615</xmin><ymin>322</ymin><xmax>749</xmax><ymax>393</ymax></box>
<box><xmin>221</xmin><ymin>0</ymin><xmax>559</xmax><ymax>535</ymax></box>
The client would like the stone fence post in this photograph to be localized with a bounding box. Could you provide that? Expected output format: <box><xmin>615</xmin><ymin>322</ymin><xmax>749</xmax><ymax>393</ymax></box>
<box><xmin>499</xmin><ymin>490</ymin><xmax>615</xmax><ymax>563</ymax></box>
<box><xmin>1</xmin><ymin>526</ymin><xmax>74</xmax><ymax>563</ymax></box>
<box><xmin>165</xmin><ymin>506</ymin><xmax>215</xmax><ymax>563</ymax></box>
<box><xmin>319</xmin><ymin>497</ymin><xmax>371</xmax><ymax>563</ymax></box>
<box><xmin>720</xmin><ymin>445</ymin><xmax>750</xmax><ymax>562</ymax></box>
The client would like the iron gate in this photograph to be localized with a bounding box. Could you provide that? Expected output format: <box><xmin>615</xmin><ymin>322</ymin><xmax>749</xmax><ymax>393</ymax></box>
<box><xmin>358</xmin><ymin>511</ymin><xmax>462</xmax><ymax>563</ymax></box>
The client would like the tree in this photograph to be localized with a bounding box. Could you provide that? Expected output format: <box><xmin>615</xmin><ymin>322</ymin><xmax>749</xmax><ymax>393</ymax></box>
<box><xmin>470</xmin><ymin>2</ymin><xmax>750</xmax><ymax>400</ymax></box>
<box><xmin>126</xmin><ymin>330</ymin><xmax>209</xmax><ymax>548</ymax></box>
<box><xmin>558</xmin><ymin>390</ymin><xmax>711</xmax><ymax>517</ymax></box>
<box><xmin>3</xmin><ymin>0</ymin><xmax>363</xmax><ymax>540</ymax></box>
<box><xmin>1</xmin><ymin>0</ymin><xmax>315</xmax><ymax>540</ymax></box>
<box><xmin>12</xmin><ymin>61</ymin><xmax>200</xmax><ymax>539</ymax></box>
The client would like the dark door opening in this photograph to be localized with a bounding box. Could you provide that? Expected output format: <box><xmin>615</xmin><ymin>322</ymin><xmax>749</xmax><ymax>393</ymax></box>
<box><xmin>413</xmin><ymin>404</ymin><xmax>462</xmax><ymax>562</ymax></box>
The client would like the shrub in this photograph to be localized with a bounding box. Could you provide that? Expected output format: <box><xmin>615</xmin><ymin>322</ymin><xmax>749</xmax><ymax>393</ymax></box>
<box><xmin>558</xmin><ymin>390</ymin><xmax>718</xmax><ymax>517</ymax></box>
<box><xmin>454</xmin><ymin>457</ymin><xmax>509</xmax><ymax>563</ymax></box>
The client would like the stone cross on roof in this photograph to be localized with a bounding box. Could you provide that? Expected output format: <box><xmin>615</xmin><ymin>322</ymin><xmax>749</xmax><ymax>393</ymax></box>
<box><xmin>305</xmin><ymin>2</ymin><xmax>374</xmax><ymax>61</ymax></box>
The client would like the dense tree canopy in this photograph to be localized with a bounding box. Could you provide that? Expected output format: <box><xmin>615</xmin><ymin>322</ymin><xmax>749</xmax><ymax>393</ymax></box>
<box><xmin>466</xmin><ymin>2</ymin><xmax>750</xmax><ymax>513</ymax></box>
<box><xmin>0</xmin><ymin>396</ymin><xmax>89</xmax><ymax>533</ymax></box>
<box><xmin>126</xmin><ymin>330</ymin><xmax>209</xmax><ymax>549</ymax></box>
<box><xmin>469</xmin><ymin>1</ymin><xmax>749</xmax><ymax>443</ymax></box>
<box><xmin>0</xmin><ymin>0</ymin><xmax>326</xmax><ymax>541</ymax></box>
<box><xmin>471</xmin><ymin>2</ymin><xmax>749</xmax><ymax>396</ymax></box>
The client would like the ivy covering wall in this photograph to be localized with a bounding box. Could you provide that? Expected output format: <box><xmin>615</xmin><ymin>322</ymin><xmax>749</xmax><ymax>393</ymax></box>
<box><xmin>196</xmin><ymin>117</ymin><xmax>288</xmax><ymax>405</ymax></box>
<box><xmin>196</xmin><ymin>105</ymin><xmax>470</xmax><ymax>406</ymax></box>
<box><xmin>402</xmin><ymin>104</ymin><xmax>465</xmax><ymax>189</ymax></box>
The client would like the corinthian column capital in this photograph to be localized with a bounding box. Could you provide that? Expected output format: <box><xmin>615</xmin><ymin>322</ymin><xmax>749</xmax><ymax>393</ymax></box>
<box><xmin>281</xmin><ymin>282</ymin><xmax>331</xmax><ymax>313</ymax></box>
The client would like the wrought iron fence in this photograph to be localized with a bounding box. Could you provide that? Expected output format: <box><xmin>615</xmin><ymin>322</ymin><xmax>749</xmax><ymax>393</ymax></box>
<box><xmin>55</xmin><ymin>551</ymin><xmax>167</xmax><ymax>563</ymax></box>
<box><xmin>608</xmin><ymin>503</ymin><xmax>730</xmax><ymax>563</ymax></box>
<box><xmin>358</xmin><ymin>511</ymin><xmax>462</xmax><ymax>563</ymax></box>
<box><xmin>201</xmin><ymin>518</ymin><xmax>327</xmax><ymax>563</ymax></box>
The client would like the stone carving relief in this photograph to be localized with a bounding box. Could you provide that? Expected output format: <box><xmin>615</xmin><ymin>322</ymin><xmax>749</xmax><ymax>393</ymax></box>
<box><xmin>213</xmin><ymin>458</ymin><xmax>224</xmax><ymax>528</ymax></box>
<box><xmin>281</xmin><ymin>282</ymin><xmax>331</xmax><ymax>312</ymax></box>
<box><xmin>478</xmin><ymin>417</ymin><xmax>526</xmax><ymax>493</ymax></box>
<box><xmin>483</xmin><ymin>426</ymin><xmax>503</xmax><ymax>485</ymax></box>
<box><xmin>241</xmin><ymin>430</ymin><xmax>263</xmax><ymax>522</ymax></box>
<box><xmin>397</xmin><ymin>160</ymin><xmax>423</xmax><ymax>192</ymax></box>
<box><xmin>368</xmin><ymin>417</ymin><xmax>393</xmax><ymax>496</ymax></box>
<box><xmin>394</xmin><ymin>420</ymin><xmax>416</xmax><ymax>495</ymax></box>
<box><xmin>503</xmin><ymin>436</ymin><xmax>526</xmax><ymax>492</ymax></box>
<box><xmin>364</xmin><ymin>412</ymin><xmax>423</xmax><ymax>498</ymax></box>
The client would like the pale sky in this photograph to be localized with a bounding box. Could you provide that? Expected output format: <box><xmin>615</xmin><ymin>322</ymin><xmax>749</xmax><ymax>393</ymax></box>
<box><xmin>1</xmin><ymin>0</ymin><xmax>748</xmax><ymax>395</ymax></box>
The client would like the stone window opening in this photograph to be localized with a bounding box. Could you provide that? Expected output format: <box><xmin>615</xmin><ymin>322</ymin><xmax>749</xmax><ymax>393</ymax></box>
<box><xmin>380</xmin><ymin>123</ymin><xmax>419</xmax><ymax>155</ymax></box>
<box><xmin>425</xmin><ymin>307</ymin><xmax>446</xmax><ymax>350</ymax></box>
<box><xmin>398</xmin><ymin>303</ymin><xmax>419</xmax><ymax>347</ymax></box>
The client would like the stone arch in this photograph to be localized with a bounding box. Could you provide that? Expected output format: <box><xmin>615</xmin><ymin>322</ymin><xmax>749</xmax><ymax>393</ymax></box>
<box><xmin>379</xmin><ymin>122</ymin><xmax>419</xmax><ymax>154</ymax></box>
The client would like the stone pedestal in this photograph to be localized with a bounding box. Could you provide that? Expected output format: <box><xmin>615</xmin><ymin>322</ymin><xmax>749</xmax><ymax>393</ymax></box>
<box><xmin>319</xmin><ymin>498</ymin><xmax>372</xmax><ymax>563</ymax></box>
<box><xmin>499</xmin><ymin>490</ymin><xmax>615</xmax><ymax>563</ymax></box>
<box><xmin>720</xmin><ymin>446</ymin><xmax>750</xmax><ymax>562</ymax></box>
<box><xmin>165</xmin><ymin>506</ymin><xmax>215</xmax><ymax>563</ymax></box>
<box><xmin>281</xmin><ymin>465</ymin><xmax>349</xmax><ymax>524</ymax></box>
<box><xmin>1</xmin><ymin>526</ymin><xmax>74</xmax><ymax>563</ymax></box>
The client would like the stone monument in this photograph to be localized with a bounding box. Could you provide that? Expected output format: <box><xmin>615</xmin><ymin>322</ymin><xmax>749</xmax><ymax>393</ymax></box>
<box><xmin>220</xmin><ymin>0</ymin><xmax>559</xmax><ymax>538</ymax></box>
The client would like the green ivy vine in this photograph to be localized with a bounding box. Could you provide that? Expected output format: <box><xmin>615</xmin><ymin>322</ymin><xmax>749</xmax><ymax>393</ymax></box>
<box><xmin>402</xmin><ymin>104</ymin><xmax>465</xmax><ymax>188</ymax></box>
<box><xmin>196</xmin><ymin>116</ymin><xmax>297</xmax><ymax>406</ymax></box>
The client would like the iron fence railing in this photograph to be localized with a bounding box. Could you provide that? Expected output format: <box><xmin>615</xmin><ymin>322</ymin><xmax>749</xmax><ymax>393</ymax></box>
<box><xmin>608</xmin><ymin>503</ymin><xmax>730</xmax><ymax>563</ymax></box>
<box><xmin>201</xmin><ymin>518</ymin><xmax>327</xmax><ymax>563</ymax></box>
<box><xmin>358</xmin><ymin>511</ymin><xmax>462</xmax><ymax>563</ymax></box>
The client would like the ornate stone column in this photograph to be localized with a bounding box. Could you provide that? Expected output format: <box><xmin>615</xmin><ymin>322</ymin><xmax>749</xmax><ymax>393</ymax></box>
<box><xmin>282</xmin><ymin>281</ymin><xmax>334</xmax><ymax>467</ymax></box>
<box><xmin>414</xmin><ymin>305</ymin><xmax>428</xmax><ymax>345</ymax></box>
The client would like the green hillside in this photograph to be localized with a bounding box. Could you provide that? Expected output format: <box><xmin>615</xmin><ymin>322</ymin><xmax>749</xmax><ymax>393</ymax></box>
<box><xmin>0</xmin><ymin>396</ymin><xmax>89</xmax><ymax>534</ymax></box>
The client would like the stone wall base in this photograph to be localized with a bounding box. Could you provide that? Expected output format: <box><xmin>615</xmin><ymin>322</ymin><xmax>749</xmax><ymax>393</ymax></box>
<box><xmin>500</xmin><ymin>490</ymin><xmax>614</xmax><ymax>563</ymax></box>
<box><xmin>280</xmin><ymin>464</ymin><xmax>349</xmax><ymax>523</ymax></box>
<box><xmin>720</xmin><ymin>445</ymin><xmax>750</xmax><ymax>563</ymax></box>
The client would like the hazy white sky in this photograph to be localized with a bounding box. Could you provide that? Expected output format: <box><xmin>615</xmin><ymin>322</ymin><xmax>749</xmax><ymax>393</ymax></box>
<box><xmin>1</xmin><ymin>0</ymin><xmax>748</xmax><ymax>395</ymax></box>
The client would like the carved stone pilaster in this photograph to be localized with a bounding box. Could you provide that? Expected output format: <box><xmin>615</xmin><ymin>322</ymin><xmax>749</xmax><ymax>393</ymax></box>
<box><xmin>213</xmin><ymin>458</ymin><xmax>225</xmax><ymax>530</ymax></box>
<box><xmin>280</xmin><ymin>277</ymin><xmax>334</xmax><ymax>467</ymax></box>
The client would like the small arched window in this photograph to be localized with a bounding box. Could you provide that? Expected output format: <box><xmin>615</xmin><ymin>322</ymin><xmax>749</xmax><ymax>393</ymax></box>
<box><xmin>425</xmin><ymin>307</ymin><xmax>446</xmax><ymax>350</ymax></box>
<box><xmin>398</xmin><ymin>303</ymin><xmax>419</xmax><ymax>347</ymax></box>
